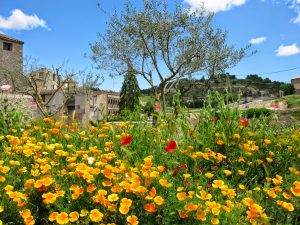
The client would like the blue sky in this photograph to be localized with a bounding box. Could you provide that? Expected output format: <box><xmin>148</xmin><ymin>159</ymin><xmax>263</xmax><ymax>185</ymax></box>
<box><xmin>0</xmin><ymin>0</ymin><xmax>300</xmax><ymax>91</ymax></box>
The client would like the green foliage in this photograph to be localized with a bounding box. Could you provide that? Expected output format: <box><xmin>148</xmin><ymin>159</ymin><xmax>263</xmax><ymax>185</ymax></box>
<box><xmin>281</xmin><ymin>84</ymin><xmax>296</xmax><ymax>96</ymax></box>
<box><xmin>0</xmin><ymin>93</ymin><xmax>29</xmax><ymax>134</ymax></box>
<box><xmin>117</xmin><ymin>108</ymin><xmax>144</xmax><ymax>121</ymax></box>
<box><xmin>280</xmin><ymin>83</ymin><xmax>295</xmax><ymax>95</ymax></box>
<box><xmin>1</xmin><ymin>93</ymin><xmax>300</xmax><ymax>224</ymax></box>
<box><xmin>281</xmin><ymin>94</ymin><xmax>300</xmax><ymax>108</ymax></box>
<box><xmin>245</xmin><ymin>108</ymin><xmax>272</xmax><ymax>119</ymax></box>
<box><xmin>119</xmin><ymin>73</ymin><xmax>141</xmax><ymax>113</ymax></box>
<box><xmin>143</xmin><ymin>74</ymin><xmax>284</xmax><ymax>109</ymax></box>
<box><xmin>143</xmin><ymin>102</ymin><xmax>155</xmax><ymax>116</ymax></box>
<box><xmin>91</xmin><ymin>0</ymin><xmax>250</xmax><ymax>113</ymax></box>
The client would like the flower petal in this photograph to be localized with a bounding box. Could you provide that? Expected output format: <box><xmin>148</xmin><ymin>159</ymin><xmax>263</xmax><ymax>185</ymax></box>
<box><xmin>165</xmin><ymin>140</ymin><xmax>177</xmax><ymax>152</ymax></box>
<box><xmin>121</xmin><ymin>136</ymin><xmax>133</xmax><ymax>146</ymax></box>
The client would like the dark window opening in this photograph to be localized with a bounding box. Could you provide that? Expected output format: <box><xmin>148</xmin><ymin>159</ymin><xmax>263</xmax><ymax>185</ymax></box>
<box><xmin>41</xmin><ymin>95</ymin><xmax>46</xmax><ymax>103</ymax></box>
<box><xmin>3</xmin><ymin>42</ymin><xmax>12</xmax><ymax>51</ymax></box>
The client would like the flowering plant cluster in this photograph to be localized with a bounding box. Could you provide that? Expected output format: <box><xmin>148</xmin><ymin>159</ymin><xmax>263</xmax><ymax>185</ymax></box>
<box><xmin>0</xmin><ymin>95</ymin><xmax>299</xmax><ymax>225</ymax></box>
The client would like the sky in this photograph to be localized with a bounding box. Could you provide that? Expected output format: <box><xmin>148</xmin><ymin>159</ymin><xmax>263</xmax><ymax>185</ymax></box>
<box><xmin>0</xmin><ymin>0</ymin><xmax>300</xmax><ymax>91</ymax></box>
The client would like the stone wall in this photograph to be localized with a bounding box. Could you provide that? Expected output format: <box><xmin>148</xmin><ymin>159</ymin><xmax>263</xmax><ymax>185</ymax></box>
<box><xmin>0</xmin><ymin>35</ymin><xmax>25</xmax><ymax>90</ymax></box>
<box><xmin>292</xmin><ymin>77</ymin><xmax>300</xmax><ymax>95</ymax></box>
<box><xmin>0</xmin><ymin>92</ymin><xmax>39</xmax><ymax>119</ymax></box>
<box><xmin>30</xmin><ymin>68</ymin><xmax>59</xmax><ymax>91</ymax></box>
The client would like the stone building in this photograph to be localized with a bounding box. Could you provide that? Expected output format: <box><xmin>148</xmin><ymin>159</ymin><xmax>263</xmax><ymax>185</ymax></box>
<box><xmin>65</xmin><ymin>89</ymin><xmax>120</xmax><ymax>124</ymax></box>
<box><xmin>30</xmin><ymin>68</ymin><xmax>60</xmax><ymax>91</ymax></box>
<box><xmin>0</xmin><ymin>33</ymin><xmax>25</xmax><ymax>89</ymax></box>
<box><xmin>291</xmin><ymin>76</ymin><xmax>300</xmax><ymax>95</ymax></box>
<box><xmin>36</xmin><ymin>71</ymin><xmax>120</xmax><ymax>123</ymax></box>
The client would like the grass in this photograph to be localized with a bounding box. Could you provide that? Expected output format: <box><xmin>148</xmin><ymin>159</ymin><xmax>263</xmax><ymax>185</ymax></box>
<box><xmin>280</xmin><ymin>94</ymin><xmax>300</xmax><ymax>108</ymax></box>
<box><xmin>140</xmin><ymin>95</ymin><xmax>154</xmax><ymax>103</ymax></box>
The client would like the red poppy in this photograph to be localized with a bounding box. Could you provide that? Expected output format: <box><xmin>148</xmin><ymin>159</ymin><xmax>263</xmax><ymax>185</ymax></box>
<box><xmin>185</xmin><ymin>181</ymin><xmax>190</xmax><ymax>186</ymax></box>
<box><xmin>180</xmin><ymin>164</ymin><xmax>187</xmax><ymax>170</ymax></box>
<box><xmin>211</xmin><ymin>116</ymin><xmax>218</xmax><ymax>122</ymax></box>
<box><xmin>165</xmin><ymin>140</ymin><xmax>177</xmax><ymax>153</ymax></box>
<box><xmin>172</xmin><ymin>167</ymin><xmax>179</xmax><ymax>177</ymax></box>
<box><xmin>196</xmin><ymin>167</ymin><xmax>202</xmax><ymax>172</ymax></box>
<box><xmin>120</xmin><ymin>136</ymin><xmax>133</xmax><ymax>146</ymax></box>
<box><xmin>239</xmin><ymin>119</ymin><xmax>249</xmax><ymax>126</ymax></box>
<box><xmin>153</xmin><ymin>105</ymin><xmax>161</xmax><ymax>109</ymax></box>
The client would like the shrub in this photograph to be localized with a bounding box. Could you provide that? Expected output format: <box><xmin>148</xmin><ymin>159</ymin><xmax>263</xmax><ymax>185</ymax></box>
<box><xmin>245</xmin><ymin>108</ymin><xmax>272</xmax><ymax>118</ymax></box>
<box><xmin>143</xmin><ymin>102</ymin><xmax>154</xmax><ymax>116</ymax></box>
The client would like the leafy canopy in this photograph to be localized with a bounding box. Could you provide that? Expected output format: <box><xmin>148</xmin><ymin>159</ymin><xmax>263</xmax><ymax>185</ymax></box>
<box><xmin>91</xmin><ymin>0</ymin><xmax>251</xmax><ymax>111</ymax></box>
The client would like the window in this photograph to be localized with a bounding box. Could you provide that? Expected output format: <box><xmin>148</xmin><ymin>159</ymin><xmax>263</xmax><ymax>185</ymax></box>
<box><xmin>41</xmin><ymin>95</ymin><xmax>46</xmax><ymax>103</ymax></box>
<box><xmin>3</xmin><ymin>42</ymin><xmax>12</xmax><ymax>51</ymax></box>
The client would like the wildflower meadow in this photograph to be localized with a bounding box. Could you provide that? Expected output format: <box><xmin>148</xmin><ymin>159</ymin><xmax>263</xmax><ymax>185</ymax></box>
<box><xmin>0</xmin><ymin>93</ymin><xmax>299</xmax><ymax>225</ymax></box>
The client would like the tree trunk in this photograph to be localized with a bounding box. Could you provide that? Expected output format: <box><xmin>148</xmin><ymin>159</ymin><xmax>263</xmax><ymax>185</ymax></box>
<box><xmin>152</xmin><ymin>91</ymin><xmax>161</xmax><ymax>126</ymax></box>
<box><xmin>160</xmin><ymin>82</ymin><xmax>167</xmax><ymax>115</ymax></box>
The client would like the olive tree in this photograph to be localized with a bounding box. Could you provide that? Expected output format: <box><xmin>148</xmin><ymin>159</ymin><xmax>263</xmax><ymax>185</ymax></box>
<box><xmin>90</xmin><ymin>0</ymin><xmax>250</xmax><ymax>113</ymax></box>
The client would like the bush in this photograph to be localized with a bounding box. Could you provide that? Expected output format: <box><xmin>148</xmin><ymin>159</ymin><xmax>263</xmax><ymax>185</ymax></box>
<box><xmin>143</xmin><ymin>102</ymin><xmax>154</xmax><ymax>116</ymax></box>
<box><xmin>245</xmin><ymin>108</ymin><xmax>272</xmax><ymax>118</ymax></box>
<box><xmin>280</xmin><ymin>83</ymin><xmax>295</xmax><ymax>95</ymax></box>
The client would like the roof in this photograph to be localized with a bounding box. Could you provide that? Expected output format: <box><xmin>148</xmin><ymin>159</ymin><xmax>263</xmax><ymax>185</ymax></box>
<box><xmin>91</xmin><ymin>88</ymin><xmax>120</xmax><ymax>95</ymax></box>
<box><xmin>0</xmin><ymin>33</ymin><xmax>24</xmax><ymax>44</ymax></box>
<box><xmin>292</xmin><ymin>76</ymin><xmax>300</xmax><ymax>80</ymax></box>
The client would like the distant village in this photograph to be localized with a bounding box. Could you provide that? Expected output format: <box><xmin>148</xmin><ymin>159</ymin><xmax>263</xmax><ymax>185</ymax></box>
<box><xmin>0</xmin><ymin>33</ymin><xmax>120</xmax><ymax>124</ymax></box>
<box><xmin>1</xmin><ymin>33</ymin><xmax>300</xmax><ymax>124</ymax></box>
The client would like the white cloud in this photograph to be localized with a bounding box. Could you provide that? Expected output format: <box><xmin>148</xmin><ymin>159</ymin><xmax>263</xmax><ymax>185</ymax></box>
<box><xmin>287</xmin><ymin>0</ymin><xmax>300</xmax><ymax>25</ymax></box>
<box><xmin>249</xmin><ymin>37</ymin><xmax>267</xmax><ymax>45</ymax></box>
<box><xmin>0</xmin><ymin>9</ymin><xmax>49</xmax><ymax>30</ymax></box>
<box><xmin>276</xmin><ymin>43</ymin><xmax>300</xmax><ymax>56</ymax></box>
<box><xmin>184</xmin><ymin>0</ymin><xmax>247</xmax><ymax>13</ymax></box>
<box><xmin>291</xmin><ymin>12</ymin><xmax>300</xmax><ymax>24</ymax></box>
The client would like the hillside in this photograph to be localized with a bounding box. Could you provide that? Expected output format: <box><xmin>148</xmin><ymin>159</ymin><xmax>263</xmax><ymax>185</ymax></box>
<box><xmin>141</xmin><ymin>74</ymin><xmax>293</xmax><ymax>108</ymax></box>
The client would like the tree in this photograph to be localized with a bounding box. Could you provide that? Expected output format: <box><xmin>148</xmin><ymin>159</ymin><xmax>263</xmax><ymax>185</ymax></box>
<box><xmin>119</xmin><ymin>71</ymin><xmax>141</xmax><ymax>113</ymax></box>
<box><xmin>91</xmin><ymin>0</ymin><xmax>250</xmax><ymax>114</ymax></box>
<box><xmin>280</xmin><ymin>83</ymin><xmax>295</xmax><ymax>96</ymax></box>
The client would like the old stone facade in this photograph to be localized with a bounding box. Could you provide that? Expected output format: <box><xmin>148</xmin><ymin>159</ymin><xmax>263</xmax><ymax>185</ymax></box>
<box><xmin>30</xmin><ymin>68</ymin><xmax>60</xmax><ymax>91</ymax></box>
<box><xmin>0</xmin><ymin>34</ymin><xmax>24</xmax><ymax>89</ymax></box>
<box><xmin>91</xmin><ymin>90</ymin><xmax>120</xmax><ymax>115</ymax></box>
<box><xmin>38</xmin><ymin>75</ymin><xmax>120</xmax><ymax>123</ymax></box>
<box><xmin>66</xmin><ymin>89</ymin><xmax>120</xmax><ymax>124</ymax></box>
<box><xmin>292</xmin><ymin>77</ymin><xmax>300</xmax><ymax>95</ymax></box>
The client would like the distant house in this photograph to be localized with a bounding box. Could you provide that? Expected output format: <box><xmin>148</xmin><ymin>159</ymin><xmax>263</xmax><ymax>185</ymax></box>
<box><xmin>0</xmin><ymin>33</ymin><xmax>25</xmax><ymax>89</ymax></box>
<box><xmin>66</xmin><ymin>89</ymin><xmax>120</xmax><ymax>123</ymax></box>
<box><xmin>34</xmin><ymin>68</ymin><xmax>120</xmax><ymax>122</ymax></box>
<box><xmin>30</xmin><ymin>68</ymin><xmax>60</xmax><ymax>91</ymax></box>
<box><xmin>291</xmin><ymin>77</ymin><xmax>300</xmax><ymax>95</ymax></box>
